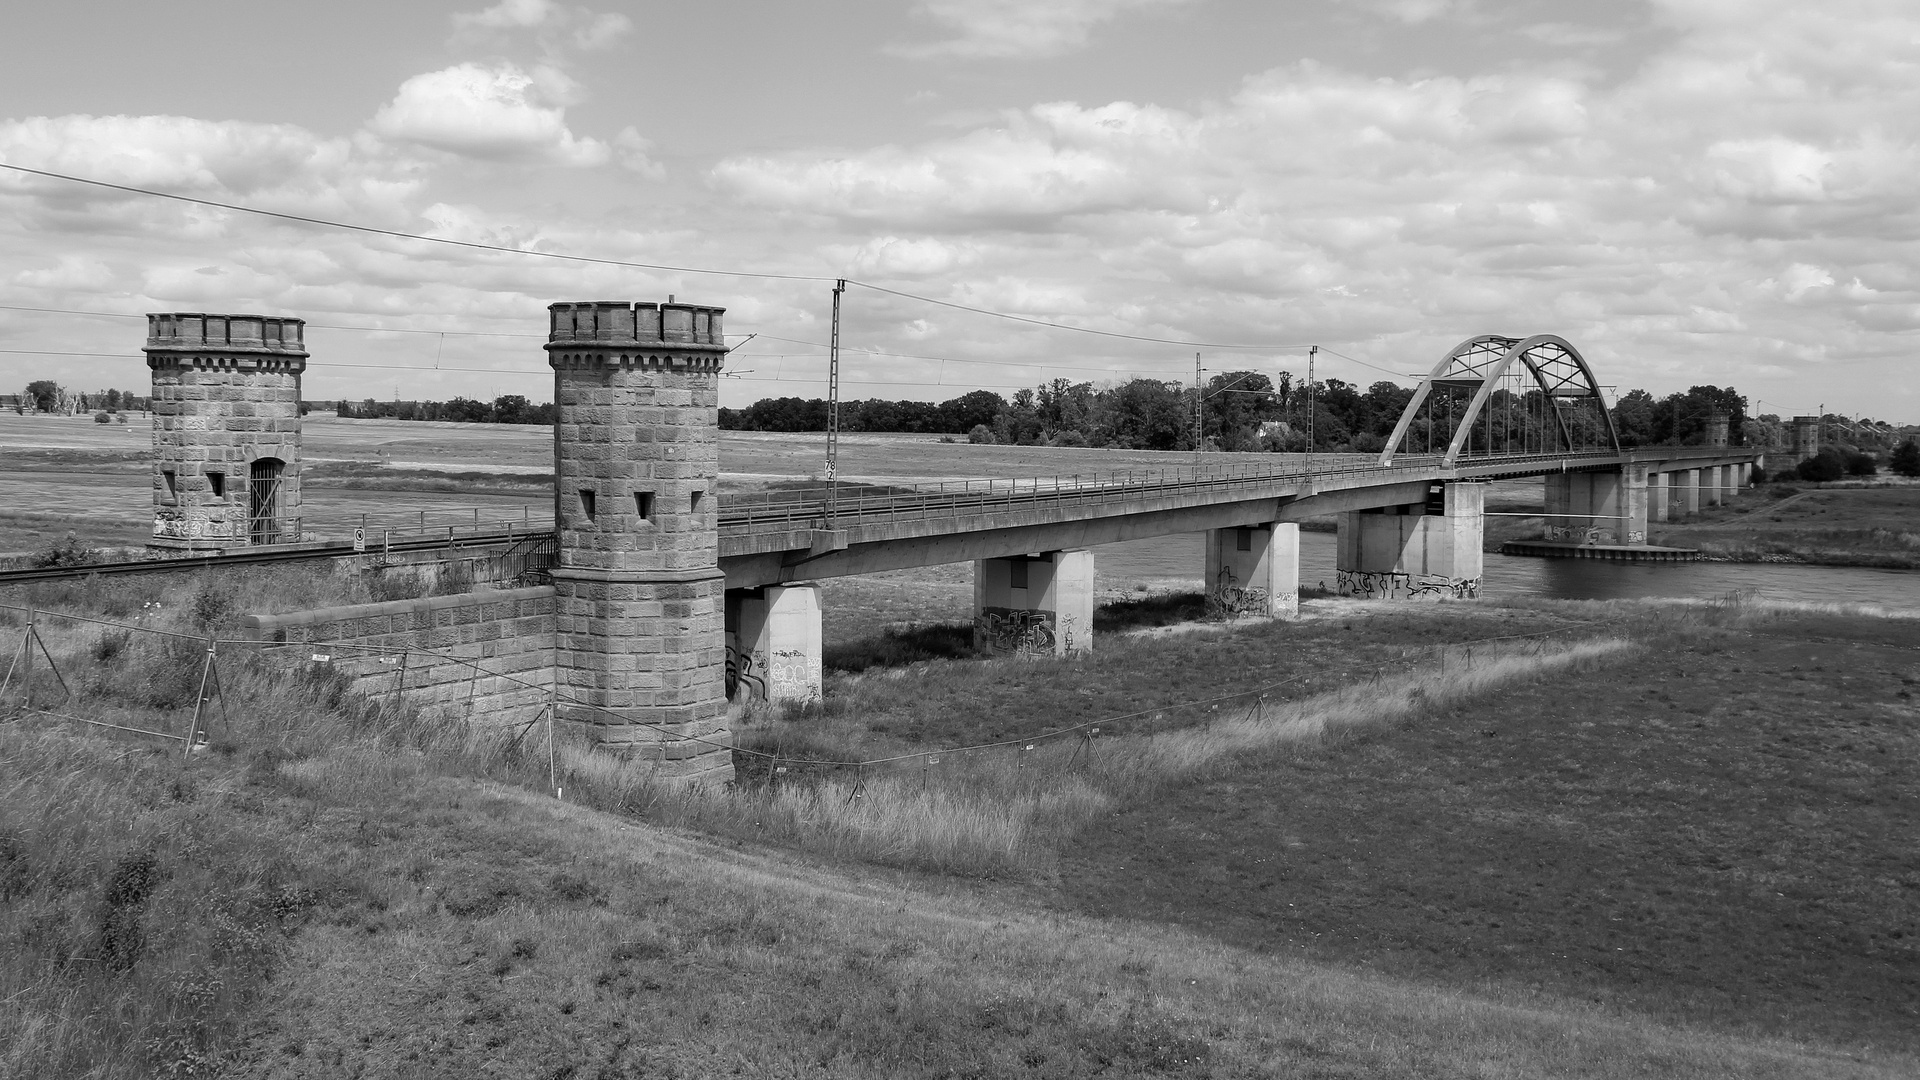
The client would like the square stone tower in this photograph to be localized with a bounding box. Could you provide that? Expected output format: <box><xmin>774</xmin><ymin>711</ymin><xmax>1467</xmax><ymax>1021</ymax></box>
<box><xmin>546</xmin><ymin>301</ymin><xmax>732</xmax><ymax>781</ymax></box>
<box><xmin>144</xmin><ymin>313</ymin><xmax>307</xmax><ymax>549</ymax></box>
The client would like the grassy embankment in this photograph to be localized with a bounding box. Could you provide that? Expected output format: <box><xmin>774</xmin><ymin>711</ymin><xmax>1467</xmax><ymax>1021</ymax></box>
<box><xmin>1649</xmin><ymin>482</ymin><xmax>1920</xmax><ymax>568</ymax></box>
<box><xmin>3</xmin><ymin>560</ymin><xmax>1917</xmax><ymax>1077</ymax></box>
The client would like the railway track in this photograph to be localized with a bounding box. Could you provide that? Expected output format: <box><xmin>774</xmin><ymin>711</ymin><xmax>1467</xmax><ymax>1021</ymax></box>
<box><xmin>0</xmin><ymin>528</ymin><xmax>549</xmax><ymax>586</ymax></box>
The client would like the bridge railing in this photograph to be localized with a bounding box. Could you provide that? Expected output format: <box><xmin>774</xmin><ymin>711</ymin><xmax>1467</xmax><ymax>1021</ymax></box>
<box><xmin>714</xmin><ymin>446</ymin><xmax>1741</xmax><ymax>535</ymax></box>
<box><xmin>298</xmin><ymin>505</ymin><xmax>557</xmax><ymax>548</ymax></box>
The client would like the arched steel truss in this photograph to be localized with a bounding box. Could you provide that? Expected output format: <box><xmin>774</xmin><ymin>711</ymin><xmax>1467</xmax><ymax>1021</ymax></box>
<box><xmin>1377</xmin><ymin>334</ymin><xmax>1620</xmax><ymax>467</ymax></box>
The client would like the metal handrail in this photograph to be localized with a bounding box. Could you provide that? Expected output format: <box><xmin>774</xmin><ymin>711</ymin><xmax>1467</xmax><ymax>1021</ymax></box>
<box><xmin>711</xmin><ymin>446</ymin><xmax>1751</xmax><ymax>536</ymax></box>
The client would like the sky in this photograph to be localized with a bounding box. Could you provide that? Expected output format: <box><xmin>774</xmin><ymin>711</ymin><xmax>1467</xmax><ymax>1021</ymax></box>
<box><xmin>0</xmin><ymin>0</ymin><xmax>1914</xmax><ymax>421</ymax></box>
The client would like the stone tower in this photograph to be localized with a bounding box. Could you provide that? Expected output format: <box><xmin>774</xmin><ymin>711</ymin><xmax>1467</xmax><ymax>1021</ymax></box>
<box><xmin>144</xmin><ymin>313</ymin><xmax>306</xmax><ymax>550</ymax></box>
<box><xmin>1705</xmin><ymin>411</ymin><xmax>1729</xmax><ymax>448</ymax></box>
<box><xmin>1791</xmin><ymin>415</ymin><xmax>1821</xmax><ymax>460</ymax></box>
<box><xmin>546</xmin><ymin>300</ymin><xmax>732</xmax><ymax>781</ymax></box>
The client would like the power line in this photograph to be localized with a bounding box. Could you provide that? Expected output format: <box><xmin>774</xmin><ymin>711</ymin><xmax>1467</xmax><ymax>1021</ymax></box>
<box><xmin>846</xmin><ymin>280</ymin><xmax>1319</xmax><ymax>352</ymax></box>
<box><xmin>2</xmin><ymin>301</ymin><xmax>1304</xmax><ymax>382</ymax></box>
<box><xmin>0</xmin><ymin>163</ymin><xmax>1327</xmax><ymax>354</ymax></box>
<box><xmin>0</xmin><ymin>163</ymin><xmax>831</xmax><ymax>284</ymax></box>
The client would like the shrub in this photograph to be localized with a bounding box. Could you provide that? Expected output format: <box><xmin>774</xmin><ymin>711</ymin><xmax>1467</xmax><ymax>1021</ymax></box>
<box><xmin>92</xmin><ymin>411</ymin><xmax>112</xmax><ymax>424</ymax></box>
<box><xmin>1891</xmin><ymin>439</ymin><xmax>1920</xmax><ymax>478</ymax></box>
<box><xmin>1845</xmin><ymin>452</ymin><xmax>1878</xmax><ymax>477</ymax></box>
<box><xmin>967</xmin><ymin>424</ymin><xmax>995</xmax><ymax>445</ymax></box>
<box><xmin>28</xmin><ymin>532</ymin><xmax>100</xmax><ymax>568</ymax></box>
<box><xmin>1796</xmin><ymin>449</ymin><xmax>1846</xmax><ymax>483</ymax></box>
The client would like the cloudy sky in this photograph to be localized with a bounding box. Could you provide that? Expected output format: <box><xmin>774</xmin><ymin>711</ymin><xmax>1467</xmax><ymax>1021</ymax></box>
<box><xmin>0</xmin><ymin>0</ymin><xmax>1913</xmax><ymax>420</ymax></box>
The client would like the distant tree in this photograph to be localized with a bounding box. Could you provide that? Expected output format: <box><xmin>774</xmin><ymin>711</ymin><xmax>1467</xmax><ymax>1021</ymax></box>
<box><xmin>1846</xmin><ymin>452</ymin><xmax>1878</xmax><ymax>477</ymax></box>
<box><xmin>25</xmin><ymin>380</ymin><xmax>59</xmax><ymax>412</ymax></box>
<box><xmin>1612</xmin><ymin>389</ymin><xmax>1657</xmax><ymax>447</ymax></box>
<box><xmin>967</xmin><ymin>423</ymin><xmax>994</xmax><ymax>444</ymax></box>
<box><xmin>490</xmin><ymin>395</ymin><xmax>533</xmax><ymax>424</ymax></box>
<box><xmin>940</xmin><ymin>390</ymin><xmax>1006</xmax><ymax>433</ymax></box>
<box><xmin>1892</xmin><ymin>439</ymin><xmax>1920</xmax><ymax>478</ymax></box>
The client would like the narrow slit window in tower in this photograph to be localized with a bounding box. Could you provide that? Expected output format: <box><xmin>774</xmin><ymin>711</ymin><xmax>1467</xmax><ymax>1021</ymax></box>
<box><xmin>207</xmin><ymin>471</ymin><xmax>226</xmax><ymax>498</ymax></box>
<box><xmin>690</xmin><ymin>489</ymin><xmax>704</xmax><ymax>512</ymax></box>
<box><xmin>635</xmin><ymin>491</ymin><xmax>654</xmax><ymax>521</ymax></box>
<box><xmin>579</xmin><ymin>489</ymin><xmax>597</xmax><ymax>522</ymax></box>
<box><xmin>162</xmin><ymin>469</ymin><xmax>177</xmax><ymax>501</ymax></box>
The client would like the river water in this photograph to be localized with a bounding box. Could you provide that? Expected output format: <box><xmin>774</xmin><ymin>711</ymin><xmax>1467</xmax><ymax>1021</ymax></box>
<box><xmin>1095</xmin><ymin>530</ymin><xmax>1920</xmax><ymax>610</ymax></box>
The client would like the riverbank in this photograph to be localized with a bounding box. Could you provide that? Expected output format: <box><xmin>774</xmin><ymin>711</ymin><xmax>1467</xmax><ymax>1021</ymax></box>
<box><xmin>1650</xmin><ymin>481</ymin><xmax>1920</xmax><ymax>569</ymax></box>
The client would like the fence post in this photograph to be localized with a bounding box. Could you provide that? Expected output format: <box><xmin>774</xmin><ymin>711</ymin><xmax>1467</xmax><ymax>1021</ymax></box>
<box><xmin>22</xmin><ymin>610</ymin><xmax>34</xmax><ymax>710</ymax></box>
<box><xmin>183</xmin><ymin>635</ymin><xmax>217</xmax><ymax>757</ymax></box>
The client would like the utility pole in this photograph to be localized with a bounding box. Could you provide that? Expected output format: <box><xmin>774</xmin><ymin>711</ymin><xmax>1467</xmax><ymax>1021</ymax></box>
<box><xmin>1305</xmin><ymin>345</ymin><xmax>1317</xmax><ymax>479</ymax></box>
<box><xmin>1193</xmin><ymin>352</ymin><xmax>1204</xmax><ymax>458</ymax></box>
<box><xmin>826</xmin><ymin>279</ymin><xmax>845</xmax><ymax>526</ymax></box>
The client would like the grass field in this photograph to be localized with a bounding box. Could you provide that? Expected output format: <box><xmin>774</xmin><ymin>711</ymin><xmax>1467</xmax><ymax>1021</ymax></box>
<box><xmin>6</xmin><ymin>418</ymin><xmax>1918</xmax><ymax>1076</ymax></box>
<box><xmin>4</xmin><ymin>562</ymin><xmax>1917</xmax><ymax>1077</ymax></box>
<box><xmin>1651</xmin><ymin>482</ymin><xmax>1920</xmax><ymax>568</ymax></box>
<box><xmin>0</xmin><ymin>412</ymin><xmax>1373</xmax><ymax>558</ymax></box>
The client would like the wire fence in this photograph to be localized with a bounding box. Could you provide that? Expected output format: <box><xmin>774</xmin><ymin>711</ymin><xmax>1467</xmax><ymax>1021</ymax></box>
<box><xmin>1</xmin><ymin>597</ymin><xmax>1628</xmax><ymax>786</ymax></box>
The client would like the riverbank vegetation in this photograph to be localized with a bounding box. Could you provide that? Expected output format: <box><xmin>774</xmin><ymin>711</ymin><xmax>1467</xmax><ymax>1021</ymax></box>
<box><xmin>3</xmin><ymin>568</ymin><xmax>1915</xmax><ymax>1077</ymax></box>
<box><xmin>1652</xmin><ymin>481</ymin><xmax>1920</xmax><ymax>568</ymax></box>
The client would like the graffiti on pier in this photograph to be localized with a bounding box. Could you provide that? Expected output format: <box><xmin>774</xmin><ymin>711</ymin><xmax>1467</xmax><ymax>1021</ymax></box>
<box><xmin>1545</xmin><ymin>523</ymin><xmax>1617</xmax><ymax>545</ymax></box>
<box><xmin>1338</xmin><ymin>570</ymin><xmax>1479</xmax><ymax>600</ymax></box>
<box><xmin>975</xmin><ymin>607</ymin><xmax>1056</xmax><ymax>658</ymax></box>
<box><xmin>725</xmin><ymin>635</ymin><xmax>766</xmax><ymax>703</ymax></box>
<box><xmin>1206</xmin><ymin>566</ymin><xmax>1271</xmax><ymax>619</ymax></box>
<box><xmin>769</xmin><ymin>648</ymin><xmax>820</xmax><ymax>703</ymax></box>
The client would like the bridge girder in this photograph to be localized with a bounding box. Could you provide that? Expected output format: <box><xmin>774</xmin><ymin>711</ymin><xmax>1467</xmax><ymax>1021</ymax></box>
<box><xmin>1378</xmin><ymin>334</ymin><xmax>1620</xmax><ymax>467</ymax></box>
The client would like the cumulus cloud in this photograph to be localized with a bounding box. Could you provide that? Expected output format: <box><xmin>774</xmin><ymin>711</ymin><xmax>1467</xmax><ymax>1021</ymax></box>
<box><xmin>715</xmin><ymin>0</ymin><xmax>1920</xmax><ymax>404</ymax></box>
<box><xmin>452</xmin><ymin>0</ymin><xmax>632</xmax><ymax>50</ymax></box>
<box><xmin>0</xmin><ymin>113</ymin><xmax>422</xmax><ymax>227</ymax></box>
<box><xmin>891</xmin><ymin>0</ymin><xmax>1196</xmax><ymax>60</ymax></box>
<box><xmin>613</xmin><ymin>127</ymin><xmax>665</xmax><ymax>180</ymax></box>
<box><xmin>369</xmin><ymin>63</ymin><xmax>610</xmax><ymax>166</ymax></box>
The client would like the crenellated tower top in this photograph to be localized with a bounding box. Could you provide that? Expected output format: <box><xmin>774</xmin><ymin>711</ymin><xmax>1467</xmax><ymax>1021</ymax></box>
<box><xmin>144</xmin><ymin>313</ymin><xmax>308</xmax><ymax>371</ymax></box>
<box><xmin>544</xmin><ymin>301</ymin><xmax>726</xmax><ymax>370</ymax></box>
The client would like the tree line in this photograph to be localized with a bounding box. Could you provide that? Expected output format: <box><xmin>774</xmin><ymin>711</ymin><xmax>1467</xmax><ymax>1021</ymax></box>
<box><xmin>721</xmin><ymin>374</ymin><xmax>1868</xmax><ymax>456</ymax></box>
<box><xmin>14</xmin><ymin>381</ymin><xmax>147</xmax><ymax>414</ymax></box>
<box><xmin>335</xmin><ymin>395</ymin><xmax>556</xmax><ymax>424</ymax></box>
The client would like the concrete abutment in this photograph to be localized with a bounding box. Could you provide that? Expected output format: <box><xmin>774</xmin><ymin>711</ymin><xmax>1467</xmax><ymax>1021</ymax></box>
<box><xmin>1204</xmin><ymin>522</ymin><xmax>1300</xmax><ymax>619</ymax></box>
<box><xmin>974</xmin><ymin>549</ymin><xmax>1094</xmax><ymax>657</ymax></box>
<box><xmin>725</xmin><ymin>584</ymin><xmax>823</xmax><ymax>707</ymax></box>
<box><xmin>1336</xmin><ymin>481</ymin><xmax>1484</xmax><ymax>599</ymax></box>
<box><xmin>1543</xmin><ymin>466</ymin><xmax>1649</xmax><ymax>545</ymax></box>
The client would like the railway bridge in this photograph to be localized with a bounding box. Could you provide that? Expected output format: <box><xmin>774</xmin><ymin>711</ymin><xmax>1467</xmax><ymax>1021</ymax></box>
<box><xmin>137</xmin><ymin>303</ymin><xmax>1758</xmax><ymax>782</ymax></box>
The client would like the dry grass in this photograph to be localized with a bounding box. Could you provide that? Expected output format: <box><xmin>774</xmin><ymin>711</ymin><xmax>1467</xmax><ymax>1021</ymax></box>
<box><xmin>6</xmin><ymin>568</ymin><xmax>1914</xmax><ymax>1076</ymax></box>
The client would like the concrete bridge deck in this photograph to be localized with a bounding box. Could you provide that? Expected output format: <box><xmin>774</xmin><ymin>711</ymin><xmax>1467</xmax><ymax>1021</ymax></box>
<box><xmin>716</xmin><ymin>445</ymin><xmax>1759</xmax><ymax>588</ymax></box>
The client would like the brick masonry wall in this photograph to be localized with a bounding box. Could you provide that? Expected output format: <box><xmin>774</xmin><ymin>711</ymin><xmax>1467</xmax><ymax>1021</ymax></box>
<box><xmin>243</xmin><ymin>587</ymin><xmax>558</xmax><ymax>726</ymax></box>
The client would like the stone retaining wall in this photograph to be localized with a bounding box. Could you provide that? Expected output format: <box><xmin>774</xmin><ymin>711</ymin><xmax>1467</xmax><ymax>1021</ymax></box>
<box><xmin>243</xmin><ymin>587</ymin><xmax>559</xmax><ymax>725</ymax></box>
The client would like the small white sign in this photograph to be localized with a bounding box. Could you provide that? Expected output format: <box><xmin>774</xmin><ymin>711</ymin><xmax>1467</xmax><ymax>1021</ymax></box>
<box><xmin>352</xmin><ymin>527</ymin><xmax>366</xmax><ymax>553</ymax></box>
<box><xmin>823</xmin><ymin>459</ymin><xmax>837</xmax><ymax>480</ymax></box>
<box><xmin>310</xmin><ymin>653</ymin><xmax>332</xmax><ymax>663</ymax></box>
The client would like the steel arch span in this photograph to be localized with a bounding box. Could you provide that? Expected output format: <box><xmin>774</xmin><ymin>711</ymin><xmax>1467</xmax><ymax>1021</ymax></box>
<box><xmin>1377</xmin><ymin>334</ymin><xmax>1620</xmax><ymax>467</ymax></box>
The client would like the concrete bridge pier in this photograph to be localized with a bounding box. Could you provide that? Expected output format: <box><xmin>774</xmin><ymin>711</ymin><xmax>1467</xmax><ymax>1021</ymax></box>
<box><xmin>1336</xmin><ymin>482</ymin><xmax>1484</xmax><ymax>600</ymax></box>
<box><xmin>725</xmin><ymin>585</ymin><xmax>823</xmax><ymax>708</ymax></box>
<box><xmin>1648</xmin><ymin>471</ymin><xmax>1670</xmax><ymax>524</ymax></box>
<box><xmin>1543</xmin><ymin>466</ymin><xmax>1648</xmax><ymax>545</ymax></box>
<box><xmin>974</xmin><ymin>550</ymin><xmax>1094</xmax><ymax>657</ymax></box>
<box><xmin>1675</xmin><ymin>469</ymin><xmax>1702</xmax><ymax>518</ymax></box>
<box><xmin>1204</xmin><ymin>523</ymin><xmax>1300</xmax><ymax>619</ymax></box>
